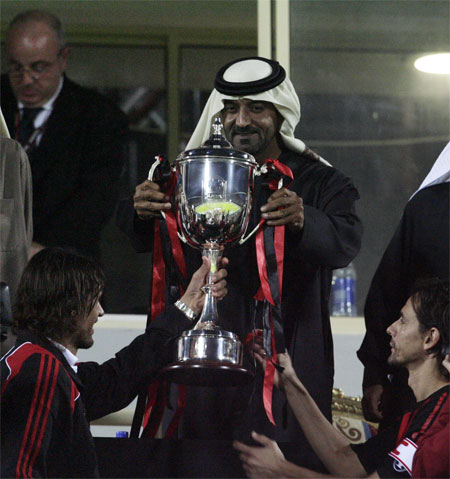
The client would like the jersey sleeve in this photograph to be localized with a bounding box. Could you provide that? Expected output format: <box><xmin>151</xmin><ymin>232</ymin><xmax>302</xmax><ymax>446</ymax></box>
<box><xmin>412</xmin><ymin>418</ymin><xmax>450</xmax><ymax>478</ymax></box>
<box><xmin>351</xmin><ymin>424</ymin><xmax>401</xmax><ymax>477</ymax></box>
<box><xmin>78</xmin><ymin>305</ymin><xmax>192</xmax><ymax>420</ymax></box>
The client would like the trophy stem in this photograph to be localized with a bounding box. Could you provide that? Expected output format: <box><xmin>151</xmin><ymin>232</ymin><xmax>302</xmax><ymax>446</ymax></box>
<box><xmin>193</xmin><ymin>247</ymin><xmax>222</xmax><ymax>330</ymax></box>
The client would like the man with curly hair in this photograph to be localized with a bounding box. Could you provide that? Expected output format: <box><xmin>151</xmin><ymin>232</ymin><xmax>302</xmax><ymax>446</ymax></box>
<box><xmin>1</xmin><ymin>247</ymin><xmax>228</xmax><ymax>478</ymax></box>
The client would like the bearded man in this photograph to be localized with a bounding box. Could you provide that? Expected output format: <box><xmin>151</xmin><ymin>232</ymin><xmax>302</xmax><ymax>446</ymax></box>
<box><xmin>120</xmin><ymin>56</ymin><xmax>362</xmax><ymax>470</ymax></box>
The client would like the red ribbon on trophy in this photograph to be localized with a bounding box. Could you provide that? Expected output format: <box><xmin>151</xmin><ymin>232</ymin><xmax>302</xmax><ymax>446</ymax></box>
<box><xmin>253</xmin><ymin>158</ymin><xmax>293</xmax><ymax>425</ymax></box>
<box><xmin>141</xmin><ymin>156</ymin><xmax>189</xmax><ymax>438</ymax></box>
<box><xmin>137</xmin><ymin>155</ymin><xmax>294</xmax><ymax>436</ymax></box>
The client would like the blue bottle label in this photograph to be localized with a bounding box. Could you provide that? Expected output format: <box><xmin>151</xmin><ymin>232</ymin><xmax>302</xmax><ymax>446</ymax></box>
<box><xmin>332</xmin><ymin>275</ymin><xmax>357</xmax><ymax>316</ymax></box>
<box><xmin>332</xmin><ymin>277</ymin><xmax>347</xmax><ymax>315</ymax></box>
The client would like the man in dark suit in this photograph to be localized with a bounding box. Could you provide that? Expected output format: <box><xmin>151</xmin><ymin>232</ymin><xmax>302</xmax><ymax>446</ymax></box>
<box><xmin>1</xmin><ymin>10</ymin><xmax>128</xmax><ymax>260</ymax></box>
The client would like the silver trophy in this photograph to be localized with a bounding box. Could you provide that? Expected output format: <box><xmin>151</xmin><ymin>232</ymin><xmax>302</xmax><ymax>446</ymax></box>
<box><xmin>163</xmin><ymin>119</ymin><xmax>257</xmax><ymax>386</ymax></box>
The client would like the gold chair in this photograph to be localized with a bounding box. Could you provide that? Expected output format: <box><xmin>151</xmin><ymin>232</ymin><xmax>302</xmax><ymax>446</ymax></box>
<box><xmin>332</xmin><ymin>388</ymin><xmax>378</xmax><ymax>444</ymax></box>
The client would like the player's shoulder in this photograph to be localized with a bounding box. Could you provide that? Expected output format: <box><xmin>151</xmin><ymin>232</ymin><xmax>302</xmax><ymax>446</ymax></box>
<box><xmin>2</xmin><ymin>341</ymin><xmax>69</xmax><ymax>388</ymax></box>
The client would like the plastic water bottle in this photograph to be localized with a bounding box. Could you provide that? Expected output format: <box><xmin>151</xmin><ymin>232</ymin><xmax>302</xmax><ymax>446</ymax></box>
<box><xmin>331</xmin><ymin>263</ymin><xmax>357</xmax><ymax>316</ymax></box>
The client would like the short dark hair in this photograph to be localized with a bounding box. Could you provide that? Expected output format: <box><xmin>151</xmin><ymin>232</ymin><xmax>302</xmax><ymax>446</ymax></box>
<box><xmin>8</xmin><ymin>10</ymin><xmax>66</xmax><ymax>49</ymax></box>
<box><xmin>13</xmin><ymin>248</ymin><xmax>104</xmax><ymax>343</ymax></box>
<box><xmin>410</xmin><ymin>278</ymin><xmax>449</xmax><ymax>377</ymax></box>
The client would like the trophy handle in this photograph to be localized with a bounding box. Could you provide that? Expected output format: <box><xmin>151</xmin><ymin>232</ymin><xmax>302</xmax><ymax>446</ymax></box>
<box><xmin>148</xmin><ymin>156</ymin><xmax>189</xmax><ymax>244</ymax></box>
<box><xmin>147</xmin><ymin>156</ymin><xmax>162</xmax><ymax>181</ymax></box>
<box><xmin>177</xmin><ymin>230</ymin><xmax>188</xmax><ymax>243</ymax></box>
<box><xmin>193</xmin><ymin>247</ymin><xmax>222</xmax><ymax>330</ymax></box>
<box><xmin>238</xmin><ymin>161</ymin><xmax>288</xmax><ymax>245</ymax></box>
<box><xmin>238</xmin><ymin>221</ymin><xmax>263</xmax><ymax>245</ymax></box>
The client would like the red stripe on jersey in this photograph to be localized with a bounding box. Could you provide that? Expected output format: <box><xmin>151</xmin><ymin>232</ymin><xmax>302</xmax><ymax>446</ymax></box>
<box><xmin>2</xmin><ymin>342</ymin><xmax>33</xmax><ymax>393</ymax></box>
<box><xmin>25</xmin><ymin>355</ymin><xmax>53</xmax><ymax>476</ymax></box>
<box><xmin>71</xmin><ymin>380</ymin><xmax>80</xmax><ymax>411</ymax></box>
<box><xmin>2</xmin><ymin>343</ymin><xmax>51</xmax><ymax>393</ymax></box>
<box><xmin>27</xmin><ymin>358</ymin><xmax>60</xmax><ymax>477</ymax></box>
<box><xmin>16</xmin><ymin>353</ymin><xmax>46</xmax><ymax>478</ymax></box>
<box><xmin>2</xmin><ymin>343</ymin><xmax>79</xmax><ymax>401</ymax></box>
<box><xmin>412</xmin><ymin>390</ymin><xmax>448</xmax><ymax>443</ymax></box>
<box><xmin>4</xmin><ymin>341</ymin><xmax>81</xmax><ymax>477</ymax></box>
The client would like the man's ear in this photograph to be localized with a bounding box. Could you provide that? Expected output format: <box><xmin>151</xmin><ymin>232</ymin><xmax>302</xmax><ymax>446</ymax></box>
<box><xmin>424</xmin><ymin>327</ymin><xmax>441</xmax><ymax>352</ymax></box>
<box><xmin>59</xmin><ymin>47</ymin><xmax>69</xmax><ymax>72</ymax></box>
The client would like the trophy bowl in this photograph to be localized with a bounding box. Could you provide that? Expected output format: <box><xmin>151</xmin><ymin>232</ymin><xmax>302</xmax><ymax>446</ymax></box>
<box><xmin>162</xmin><ymin>120</ymin><xmax>257</xmax><ymax>386</ymax></box>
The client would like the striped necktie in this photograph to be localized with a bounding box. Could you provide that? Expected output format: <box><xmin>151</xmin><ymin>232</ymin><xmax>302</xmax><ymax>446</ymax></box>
<box><xmin>18</xmin><ymin>107</ymin><xmax>43</xmax><ymax>145</ymax></box>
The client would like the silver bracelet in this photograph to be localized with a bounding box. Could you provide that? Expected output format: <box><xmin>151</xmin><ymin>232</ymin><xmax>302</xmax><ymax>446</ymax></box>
<box><xmin>174</xmin><ymin>300</ymin><xmax>197</xmax><ymax>321</ymax></box>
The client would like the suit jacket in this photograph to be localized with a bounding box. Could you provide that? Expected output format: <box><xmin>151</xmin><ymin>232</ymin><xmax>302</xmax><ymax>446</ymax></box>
<box><xmin>117</xmin><ymin>148</ymin><xmax>362</xmax><ymax>471</ymax></box>
<box><xmin>1</xmin><ymin>75</ymin><xmax>129</xmax><ymax>259</ymax></box>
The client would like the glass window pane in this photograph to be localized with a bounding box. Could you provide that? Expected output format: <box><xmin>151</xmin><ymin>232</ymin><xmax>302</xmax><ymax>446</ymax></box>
<box><xmin>67</xmin><ymin>45</ymin><xmax>165</xmax><ymax>88</ymax></box>
<box><xmin>67</xmin><ymin>44</ymin><xmax>168</xmax><ymax>314</ymax></box>
<box><xmin>289</xmin><ymin>0</ymin><xmax>449</xmax><ymax>313</ymax></box>
<box><xmin>179</xmin><ymin>47</ymin><xmax>256</xmax><ymax>149</ymax></box>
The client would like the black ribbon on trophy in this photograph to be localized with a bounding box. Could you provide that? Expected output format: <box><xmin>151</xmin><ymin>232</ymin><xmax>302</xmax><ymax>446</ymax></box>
<box><xmin>131</xmin><ymin>155</ymin><xmax>189</xmax><ymax>439</ymax></box>
<box><xmin>250</xmin><ymin>158</ymin><xmax>293</xmax><ymax>425</ymax></box>
<box><xmin>132</xmin><ymin>145</ymin><xmax>295</xmax><ymax>436</ymax></box>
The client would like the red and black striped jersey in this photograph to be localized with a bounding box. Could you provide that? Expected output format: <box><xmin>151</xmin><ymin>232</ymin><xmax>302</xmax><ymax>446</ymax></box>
<box><xmin>352</xmin><ymin>385</ymin><xmax>449</xmax><ymax>478</ymax></box>
<box><xmin>1</xmin><ymin>340</ymin><xmax>97</xmax><ymax>478</ymax></box>
<box><xmin>1</xmin><ymin>308</ymin><xmax>191</xmax><ymax>478</ymax></box>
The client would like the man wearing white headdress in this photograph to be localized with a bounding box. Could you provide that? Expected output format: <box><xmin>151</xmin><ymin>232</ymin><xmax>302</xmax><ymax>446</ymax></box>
<box><xmin>186</xmin><ymin>57</ymin><xmax>327</xmax><ymax>163</ymax></box>
<box><xmin>128</xmin><ymin>56</ymin><xmax>362</xmax><ymax>468</ymax></box>
<box><xmin>358</xmin><ymin>141</ymin><xmax>450</xmax><ymax>427</ymax></box>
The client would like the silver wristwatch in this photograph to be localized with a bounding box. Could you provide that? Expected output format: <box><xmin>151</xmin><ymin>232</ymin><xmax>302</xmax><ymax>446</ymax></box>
<box><xmin>174</xmin><ymin>300</ymin><xmax>197</xmax><ymax>321</ymax></box>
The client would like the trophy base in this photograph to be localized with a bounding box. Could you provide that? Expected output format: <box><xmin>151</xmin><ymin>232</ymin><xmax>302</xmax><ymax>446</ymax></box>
<box><xmin>161</xmin><ymin>328</ymin><xmax>253</xmax><ymax>386</ymax></box>
<box><xmin>162</xmin><ymin>360</ymin><xmax>254</xmax><ymax>387</ymax></box>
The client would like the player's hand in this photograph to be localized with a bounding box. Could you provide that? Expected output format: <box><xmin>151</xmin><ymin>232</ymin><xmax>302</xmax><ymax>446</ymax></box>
<box><xmin>260</xmin><ymin>187</ymin><xmax>304</xmax><ymax>232</ymax></box>
<box><xmin>233</xmin><ymin>432</ymin><xmax>286</xmax><ymax>478</ymax></box>
<box><xmin>133</xmin><ymin>179</ymin><xmax>172</xmax><ymax>220</ymax></box>
<box><xmin>180</xmin><ymin>257</ymin><xmax>228</xmax><ymax>316</ymax></box>
<box><xmin>247</xmin><ymin>332</ymin><xmax>294</xmax><ymax>391</ymax></box>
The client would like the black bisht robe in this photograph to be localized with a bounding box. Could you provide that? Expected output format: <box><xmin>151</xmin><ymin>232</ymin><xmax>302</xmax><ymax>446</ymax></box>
<box><xmin>118</xmin><ymin>148</ymin><xmax>362</xmax><ymax>469</ymax></box>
